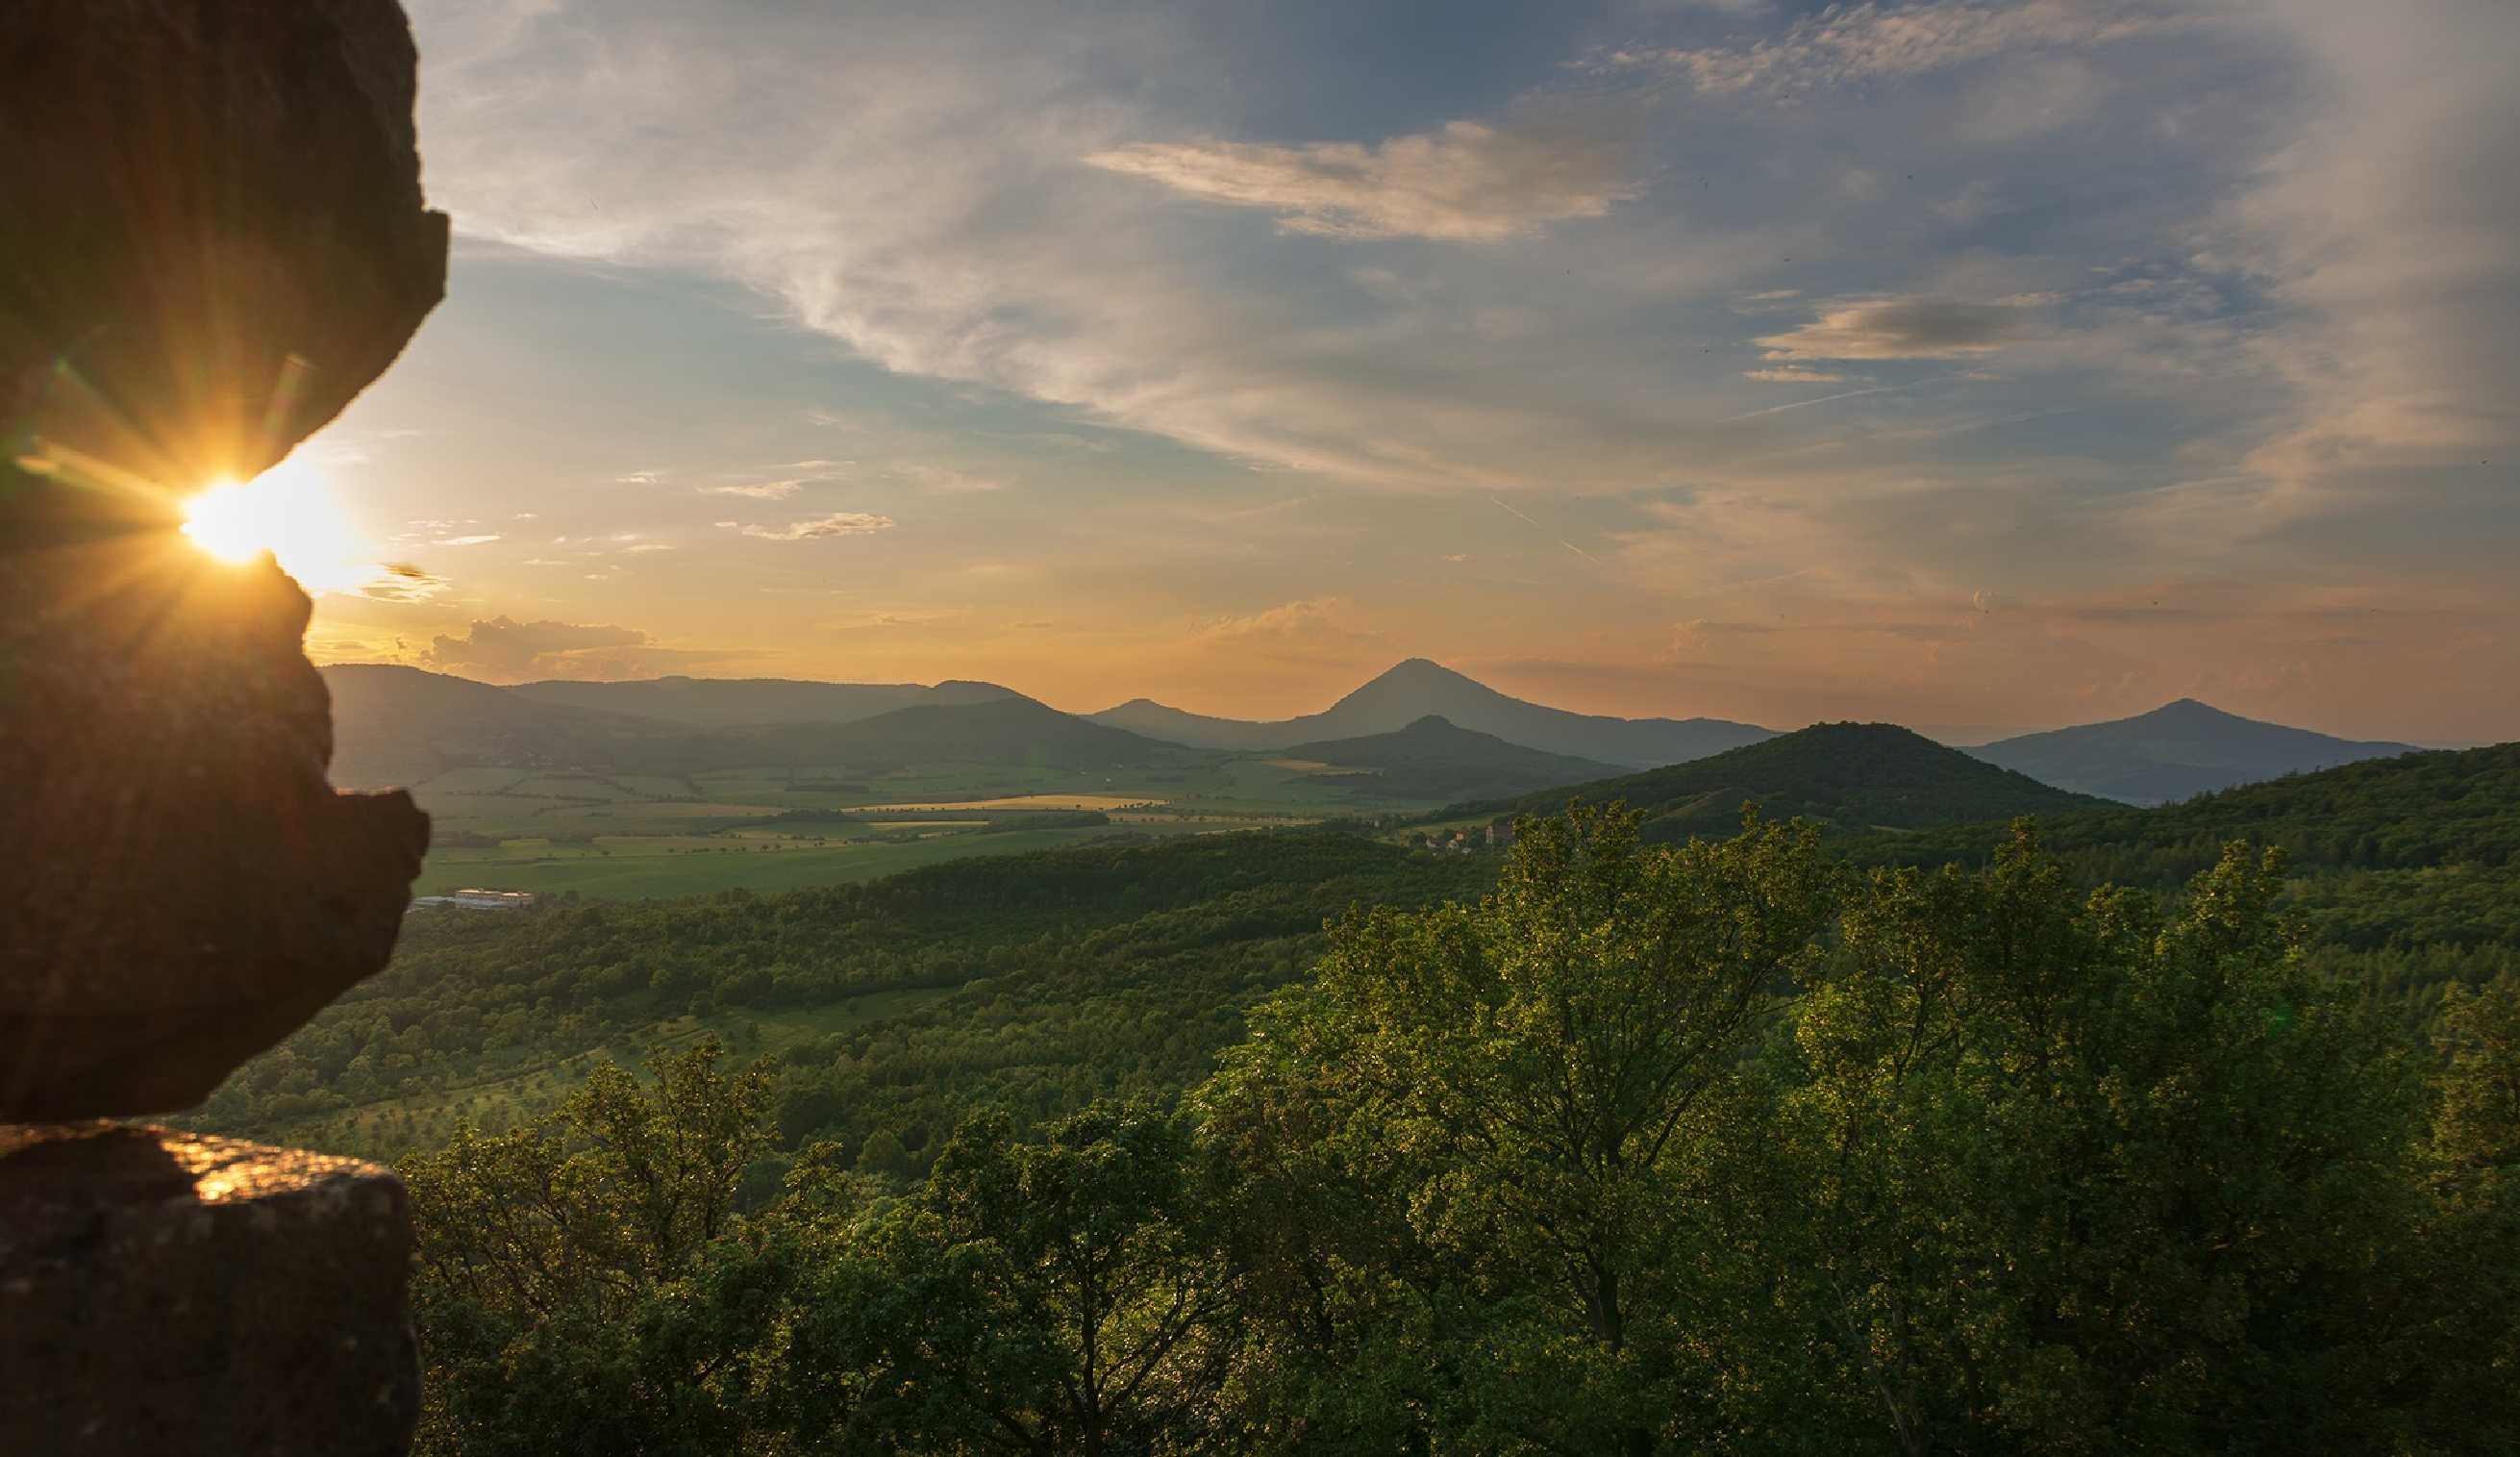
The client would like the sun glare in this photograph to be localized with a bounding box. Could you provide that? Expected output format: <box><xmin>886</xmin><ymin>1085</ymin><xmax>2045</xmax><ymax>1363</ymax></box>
<box><xmin>182</xmin><ymin>461</ymin><xmax>381</xmax><ymax>593</ymax></box>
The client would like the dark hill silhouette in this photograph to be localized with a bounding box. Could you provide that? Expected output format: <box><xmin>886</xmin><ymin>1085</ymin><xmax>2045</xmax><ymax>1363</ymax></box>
<box><xmin>322</xmin><ymin>665</ymin><xmax>661</xmax><ymax>787</ymax></box>
<box><xmin>702</xmin><ymin>695</ymin><xmax>1192</xmax><ymax>775</ymax></box>
<box><xmin>1969</xmin><ymin>697</ymin><xmax>2416</xmax><ymax>804</ymax></box>
<box><xmin>1476</xmin><ymin>721</ymin><xmax>2108</xmax><ymax>842</ymax></box>
<box><xmin>510</xmin><ymin>674</ymin><xmax>1016</xmax><ymax>727</ymax></box>
<box><xmin>325</xmin><ymin>667</ymin><xmax>1186</xmax><ymax>784</ymax></box>
<box><xmin>1091</xmin><ymin>658</ymin><xmax>1771</xmax><ymax>767</ymax></box>
<box><xmin>1278</xmin><ymin>716</ymin><xmax>1626</xmax><ymax>802</ymax></box>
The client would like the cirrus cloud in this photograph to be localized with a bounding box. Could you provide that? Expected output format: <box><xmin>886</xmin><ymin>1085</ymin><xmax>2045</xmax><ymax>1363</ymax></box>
<box><xmin>1084</xmin><ymin>117</ymin><xmax>1638</xmax><ymax>242</ymax></box>
<box><xmin>731</xmin><ymin>511</ymin><xmax>896</xmax><ymax>540</ymax></box>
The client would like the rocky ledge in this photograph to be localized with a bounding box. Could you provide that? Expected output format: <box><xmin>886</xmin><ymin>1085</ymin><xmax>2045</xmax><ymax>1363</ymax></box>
<box><xmin>0</xmin><ymin>1122</ymin><xmax>419</xmax><ymax>1455</ymax></box>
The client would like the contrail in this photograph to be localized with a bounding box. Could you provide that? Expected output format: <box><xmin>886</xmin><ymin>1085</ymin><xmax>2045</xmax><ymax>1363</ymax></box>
<box><xmin>1723</xmin><ymin>379</ymin><xmax>1928</xmax><ymax>421</ymax></box>
<box><xmin>1491</xmin><ymin>497</ymin><xmax>1605</xmax><ymax>566</ymax></box>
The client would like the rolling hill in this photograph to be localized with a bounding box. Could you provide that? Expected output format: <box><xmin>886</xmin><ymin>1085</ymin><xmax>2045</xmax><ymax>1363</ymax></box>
<box><xmin>509</xmin><ymin>675</ymin><xmax>1016</xmax><ymax>727</ymax></box>
<box><xmin>1846</xmin><ymin>740</ymin><xmax>2520</xmax><ymax>885</ymax></box>
<box><xmin>1278</xmin><ymin>716</ymin><xmax>1626</xmax><ymax>802</ymax></box>
<box><xmin>1092</xmin><ymin>658</ymin><xmax>1773</xmax><ymax>767</ymax></box>
<box><xmin>323</xmin><ymin>665</ymin><xmax>662</xmax><ymax>788</ymax></box>
<box><xmin>1967</xmin><ymin>697</ymin><xmax>2416</xmax><ymax>804</ymax></box>
<box><xmin>699</xmin><ymin>695</ymin><xmax>1197</xmax><ymax>775</ymax></box>
<box><xmin>325</xmin><ymin>666</ymin><xmax>1194</xmax><ymax>784</ymax></box>
<box><xmin>1472</xmin><ymin>721</ymin><xmax>2109</xmax><ymax>842</ymax></box>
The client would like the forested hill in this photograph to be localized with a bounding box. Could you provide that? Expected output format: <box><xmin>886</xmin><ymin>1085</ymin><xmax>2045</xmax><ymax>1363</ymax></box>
<box><xmin>1469</xmin><ymin>721</ymin><xmax>2108</xmax><ymax>841</ymax></box>
<box><xmin>1843</xmin><ymin>740</ymin><xmax>2520</xmax><ymax>885</ymax></box>
<box><xmin>192</xmin><ymin>831</ymin><xmax>1487</xmax><ymax>1159</ymax></box>
<box><xmin>1282</xmin><ymin>715</ymin><xmax>1624</xmax><ymax>801</ymax></box>
<box><xmin>691</xmin><ymin>694</ymin><xmax>1194</xmax><ymax>774</ymax></box>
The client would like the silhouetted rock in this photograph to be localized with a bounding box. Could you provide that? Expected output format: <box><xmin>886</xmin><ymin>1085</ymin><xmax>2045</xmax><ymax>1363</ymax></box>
<box><xmin>0</xmin><ymin>1123</ymin><xmax>419</xmax><ymax>1454</ymax></box>
<box><xmin>1</xmin><ymin>0</ymin><xmax>451</xmax><ymax>487</ymax></box>
<box><xmin>0</xmin><ymin>0</ymin><xmax>445</xmax><ymax>1121</ymax></box>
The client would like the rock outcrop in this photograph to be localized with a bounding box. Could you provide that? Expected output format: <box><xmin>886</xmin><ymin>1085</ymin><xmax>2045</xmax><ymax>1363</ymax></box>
<box><xmin>0</xmin><ymin>1123</ymin><xmax>421</xmax><ymax>1454</ymax></box>
<box><xmin>0</xmin><ymin>0</ymin><xmax>446</xmax><ymax>1121</ymax></box>
<box><xmin>1</xmin><ymin>4</ymin><xmax>448</xmax><ymax>1452</ymax></box>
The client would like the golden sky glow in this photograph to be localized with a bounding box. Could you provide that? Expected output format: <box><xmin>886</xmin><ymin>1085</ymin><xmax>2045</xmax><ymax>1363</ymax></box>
<box><xmin>273</xmin><ymin>0</ymin><xmax>2515</xmax><ymax>744</ymax></box>
<box><xmin>185</xmin><ymin>460</ymin><xmax>386</xmax><ymax>594</ymax></box>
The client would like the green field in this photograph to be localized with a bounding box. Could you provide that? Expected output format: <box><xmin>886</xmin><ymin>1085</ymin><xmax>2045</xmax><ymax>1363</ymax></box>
<box><xmin>408</xmin><ymin>756</ymin><xmax>1433</xmax><ymax>899</ymax></box>
<box><xmin>414</xmin><ymin>824</ymin><xmax>1185</xmax><ymax>897</ymax></box>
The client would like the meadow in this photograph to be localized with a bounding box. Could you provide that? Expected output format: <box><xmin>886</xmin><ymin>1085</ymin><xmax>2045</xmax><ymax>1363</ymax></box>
<box><xmin>406</xmin><ymin>754</ymin><xmax>1436</xmax><ymax>898</ymax></box>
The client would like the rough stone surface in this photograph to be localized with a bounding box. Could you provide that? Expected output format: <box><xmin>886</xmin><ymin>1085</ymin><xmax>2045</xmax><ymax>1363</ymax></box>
<box><xmin>1</xmin><ymin>0</ymin><xmax>451</xmax><ymax>486</ymax></box>
<box><xmin>0</xmin><ymin>0</ymin><xmax>446</xmax><ymax>1120</ymax></box>
<box><xmin>0</xmin><ymin>1122</ymin><xmax>420</xmax><ymax>1455</ymax></box>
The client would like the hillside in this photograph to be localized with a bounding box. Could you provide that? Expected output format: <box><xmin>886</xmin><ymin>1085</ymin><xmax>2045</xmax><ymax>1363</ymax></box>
<box><xmin>1476</xmin><ymin>721</ymin><xmax>2108</xmax><ymax>841</ymax></box>
<box><xmin>322</xmin><ymin>665</ymin><xmax>661</xmax><ymax>787</ymax></box>
<box><xmin>1092</xmin><ymin>658</ymin><xmax>1772</xmax><ymax>766</ymax></box>
<box><xmin>1969</xmin><ymin>697</ymin><xmax>2415</xmax><ymax>804</ymax></box>
<box><xmin>326</xmin><ymin>667</ymin><xmax>1192</xmax><ymax>783</ymax></box>
<box><xmin>1848</xmin><ymin>740</ymin><xmax>2520</xmax><ymax>885</ymax></box>
<box><xmin>188</xmin><ymin>830</ymin><xmax>1489</xmax><ymax>1158</ymax></box>
<box><xmin>1278</xmin><ymin>715</ymin><xmax>1626</xmax><ymax>802</ymax></box>
<box><xmin>510</xmin><ymin>675</ymin><xmax>1016</xmax><ymax>727</ymax></box>
<box><xmin>704</xmin><ymin>694</ymin><xmax>1198</xmax><ymax>774</ymax></box>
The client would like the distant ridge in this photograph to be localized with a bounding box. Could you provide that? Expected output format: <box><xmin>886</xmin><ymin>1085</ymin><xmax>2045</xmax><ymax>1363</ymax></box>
<box><xmin>1278</xmin><ymin>715</ymin><xmax>1626</xmax><ymax>802</ymax></box>
<box><xmin>1968</xmin><ymin>697</ymin><xmax>2416</xmax><ymax>805</ymax></box>
<box><xmin>1091</xmin><ymin>658</ymin><xmax>1772</xmax><ymax>767</ymax></box>
<box><xmin>510</xmin><ymin>674</ymin><xmax>1018</xmax><ymax>727</ymax></box>
<box><xmin>323</xmin><ymin>666</ymin><xmax>1183</xmax><ymax>784</ymax></box>
<box><xmin>1473</xmin><ymin>721</ymin><xmax>2108</xmax><ymax>842</ymax></box>
<box><xmin>322</xmin><ymin>665</ymin><xmax>659</xmax><ymax>787</ymax></box>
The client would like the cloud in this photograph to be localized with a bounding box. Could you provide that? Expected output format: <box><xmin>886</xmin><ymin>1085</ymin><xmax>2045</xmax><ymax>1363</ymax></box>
<box><xmin>1757</xmin><ymin>296</ymin><xmax>2046</xmax><ymax>360</ymax></box>
<box><xmin>420</xmin><ymin>616</ymin><xmax>651</xmax><ymax>677</ymax></box>
<box><xmin>891</xmin><ymin>464</ymin><xmax>1002</xmax><ymax>493</ymax></box>
<box><xmin>709</xmin><ymin>478</ymin><xmax>809</xmax><ymax>499</ymax></box>
<box><xmin>430</xmin><ymin>533</ymin><xmax>504</xmax><ymax>547</ymax></box>
<box><xmin>417</xmin><ymin>615</ymin><xmax>766</xmax><ymax>682</ymax></box>
<box><xmin>1190</xmin><ymin>597</ymin><xmax>1385</xmax><ymax>656</ymax></box>
<box><xmin>350</xmin><ymin>563</ymin><xmax>451</xmax><ymax>603</ymax></box>
<box><xmin>1606</xmin><ymin>0</ymin><xmax>2196</xmax><ymax>96</ymax></box>
<box><xmin>1085</xmin><ymin>118</ymin><xmax>1637</xmax><ymax>241</ymax></box>
<box><xmin>732</xmin><ymin>511</ymin><xmax>896</xmax><ymax>540</ymax></box>
<box><xmin>1743</xmin><ymin>366</ymin><xmax>1848</xmax><ymax>383</ymax></box>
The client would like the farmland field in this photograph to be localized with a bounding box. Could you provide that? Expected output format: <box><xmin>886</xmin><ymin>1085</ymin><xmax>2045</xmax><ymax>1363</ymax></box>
<box><xmin>405</xmin><ymin>755</ymin><xmax>1442</xmax><ymax>900</ymax></box>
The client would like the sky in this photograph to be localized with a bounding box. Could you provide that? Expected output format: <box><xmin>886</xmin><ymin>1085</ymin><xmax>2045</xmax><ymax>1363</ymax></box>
<box><xmin>287</xmin><ymin>0</ymin><xmax>2518</xmax><ymax>742</ymax></box>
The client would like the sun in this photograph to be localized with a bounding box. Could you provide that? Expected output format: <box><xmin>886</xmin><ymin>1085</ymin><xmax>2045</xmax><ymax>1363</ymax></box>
<box><xmin>183</xmin><ymin>459</ymin><xmax>381</xmax><ymax>592</ymax></box>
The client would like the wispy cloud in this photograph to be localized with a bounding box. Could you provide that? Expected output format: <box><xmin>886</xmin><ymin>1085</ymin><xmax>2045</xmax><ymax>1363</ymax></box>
<box><xmin>710</xmin><ymin>478</ymin><xmax>809</xmax><ymax>499</ymax></box>
<box><xmin>1601</xmin><ymin>0</ymin><xmax>2196</xmax><ymax>96</ymax></box>
<box><xmin>1757</xmin><ymin>296</ymin><xmax>2045</xmax><ymax>361</ymax></box>
<box><xmin>1085</xmin><ymin>117</ymin><xmax>1637</xmax><ymax>241</ymax></box>
<box><xmin>732</xmin><ymin>512</ymin><xmax>896</xmax><ymax>540</ymax></box>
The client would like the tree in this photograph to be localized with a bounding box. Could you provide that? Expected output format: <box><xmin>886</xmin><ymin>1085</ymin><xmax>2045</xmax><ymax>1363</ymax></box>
<box><xmin>1202</xmin><ymin>805</ymin><xmax>1843</xmax><ymax>1454</ymax></box>
<box><xmin>399</xmin><ymin>1037</ymin><xmax>775</xmax><ymax>1456</ymax></box>
<box><xmin>1732</xmin><ymin>830</ymin><xmax>2428</xmax><ymax>1453</ymax></box>
<box><xmin>855</xmin><ymin>1100</ymin><xmax>1235</xmax><ymax>1455</ymax></box>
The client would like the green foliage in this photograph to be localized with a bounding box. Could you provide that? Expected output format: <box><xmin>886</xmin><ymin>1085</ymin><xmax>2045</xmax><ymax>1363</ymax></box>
<box><xmin>381</xmin><ymin>810</ymin><xmax>2520</xmax><ymax>1455</ymax></box>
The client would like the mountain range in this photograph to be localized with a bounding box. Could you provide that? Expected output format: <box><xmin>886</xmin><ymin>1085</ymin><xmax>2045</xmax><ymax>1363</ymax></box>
<box><xmin>321</xmin><ymin>659</ymin><xmax>2447</xmax><ymax>808</ymax></box>
<box><xmin>1966</xmin><ymin>698</ymin><xmax>2416</xmax><ymax>805</ymax></box>
<box><xmin>1089</xmin><ymin>657</ymin><xmax>1773</xmax><ymax>766</ymax></box>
